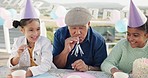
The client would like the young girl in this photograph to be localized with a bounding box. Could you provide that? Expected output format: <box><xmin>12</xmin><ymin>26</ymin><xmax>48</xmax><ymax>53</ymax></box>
<box><xmin>7</xmin><ymin>19</ymin><xmax>56</xmax><ymax>77</ymax></box>
<box><xmin>101</xmin><ymin>0</ymin><xmax>148</xmax><ymax>77</ymax></box>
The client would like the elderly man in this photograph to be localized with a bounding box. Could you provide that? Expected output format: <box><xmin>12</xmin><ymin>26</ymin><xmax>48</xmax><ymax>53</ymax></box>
<box><xmin>53</xmin><ymin>7</ymin><xmax>107</xmax><ymax>72</ymax></box>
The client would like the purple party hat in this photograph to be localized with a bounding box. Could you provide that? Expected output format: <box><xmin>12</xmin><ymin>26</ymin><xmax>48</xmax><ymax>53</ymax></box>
<box><xmin>128</xmin><ymin>0</ymin><xmax>147</xmax><ymax>27</ymax></box>
<box><xmin>21</xmin><ymin>0</ymin><xmax>38</xmax><ymax>19</ymax></box>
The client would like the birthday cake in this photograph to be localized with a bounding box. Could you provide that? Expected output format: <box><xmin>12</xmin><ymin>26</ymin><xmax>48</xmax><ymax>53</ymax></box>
<box><xmin>132</xmin><ymin>58</ymin><xmax>148</xmax><ymax>78</ymax></box>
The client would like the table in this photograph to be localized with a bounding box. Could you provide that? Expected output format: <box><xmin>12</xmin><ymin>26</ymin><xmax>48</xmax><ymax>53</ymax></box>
<box><xmin>0</xmin><ymin>66</ymin><xmax>112</xmax><ymax>78</ymax></box>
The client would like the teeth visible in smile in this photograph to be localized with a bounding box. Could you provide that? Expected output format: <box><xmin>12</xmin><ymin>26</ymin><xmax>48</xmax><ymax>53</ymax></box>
<box><xmin>31</xmin><ymin>37</ymin><xmax>37</xmax><ymax>39</ymax></box>
<box><xmin>130</xmin><ymin>42</ymin><xmax>135</xmax><ymax>44</ymax></box>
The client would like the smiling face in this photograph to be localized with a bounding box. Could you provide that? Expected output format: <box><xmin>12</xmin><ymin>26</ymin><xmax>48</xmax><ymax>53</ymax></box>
<box><xmin>127</xmin><ymin>27</ymin><xmax>148</xmax><ymax>48</ymax></box>
<box><xmin>68</xmin><ymin>22</ymin><xmax>90</xmax><ymax>43</ymax></box>
<box><xmin>20</xmin><ymin>20</ymin><xmax>40</xmax><ymax>44</ymax></box>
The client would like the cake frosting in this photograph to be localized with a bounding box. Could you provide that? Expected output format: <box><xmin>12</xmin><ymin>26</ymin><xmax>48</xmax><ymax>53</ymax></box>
<box><xmin>132</xmin><ymin>58</ymin><xmax>148</xmax><ymax>78</ymax></box>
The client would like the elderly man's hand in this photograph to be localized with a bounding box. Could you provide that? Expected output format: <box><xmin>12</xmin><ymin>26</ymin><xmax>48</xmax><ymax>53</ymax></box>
<box><xmin>71</xmin><ymin>59</ymin><xmax>88</xmax><ymax>72</ymax></box>
<box><xmin>64</xmin><ymin>37</ymin><xmax>79</xmax><ymax>54</ymax></box>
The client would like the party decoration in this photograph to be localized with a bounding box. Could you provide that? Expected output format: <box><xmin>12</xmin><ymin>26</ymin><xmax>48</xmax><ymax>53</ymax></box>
<box><xmin>110</xmin><ymin>10</ymin><xmax>121</xmax><ymax>23</ymax></box>
<box><xmin>50</xmin><ymin>5</ymin><xmax>67</xmax><ymax>27</ymax></box>
<box><xmin>50</xmin><ymin>11</ymin><xmax>58</xmax><ymax>19</ymax></box>
<box><xmin>8</xmin><ymin>9</ymin><xmax>17</xmax><ymax>19</ymax></box>
<box><xmin>71</xmin><ymin>39</ymin><xmax>84</xmax><ymax>57</ymax></box>
<box><xmin>0</xmin><ymin>7</ymin><xmax>11</xmax><ymax>21</ymax></box>
<box><xmin>0</xmin><ymin>17</ymin><xmax>4</xmax><ymax>26</ymax></box>
<box><xmin>128</xmin><ymin>0</ymin><xmax>147</xmax><ymax>27</ymax></box>
<box><xmin>55</xmin><ymin>17</ymin><xmax>66</xmax><ymax>27</ymax></box>
<box><xmin>55</xmin><ymin>5</ymin><xmax>67</xmax><ymax>18</ymax></box>
<box><xmin>20</xmin><ymin>7</ymin><xmax>40</xmax><ymax>19</ymax></box>
<box><xmin>115</xmin><ymin>18</ymin><xmax>128</xmax><ymax>32</ymax></box>
<box><xmin>21</xmin><ymin>0</ymin><xmax>39</xmax><ymax>19</ymax></box>
<box><xmin>3</xmin><ymin>19</ymin><xmax>13</xmax><ymax>29</ymax></box>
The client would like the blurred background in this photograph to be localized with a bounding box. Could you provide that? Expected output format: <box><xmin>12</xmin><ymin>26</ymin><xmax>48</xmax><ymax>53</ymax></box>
<box><xmin>0</xmin><ymin>0</ymin><xmax>148</xmax><ymax>65</ymax></box>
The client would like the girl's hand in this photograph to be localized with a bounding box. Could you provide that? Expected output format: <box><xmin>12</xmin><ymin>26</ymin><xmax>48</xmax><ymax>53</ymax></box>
<box><xmin>26</xmin><ymin>69</ymin><xmax>33</xmax><ymax>77</ymax></box>
<box><xmin>111</xmin><ymin>68</ymin><xmax>122</xmax><ymax>75</ymax></box>
<box><xmin>7</xmin><ymin>74</ymin><xmax>12</xmax><ymax>78</ymax></box>
<box><xmin>11</xmin><ymin>45</ymin><xmax>28</xmax><ymax>66</ymax></box>
<box><xmin>17</xmin><ymin>44</ymin><xmax>28</xmax><ymax>57</ymax></box>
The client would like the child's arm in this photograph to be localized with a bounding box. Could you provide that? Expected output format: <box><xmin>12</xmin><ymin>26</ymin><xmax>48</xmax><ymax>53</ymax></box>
<box><xmin>26</xmin><ymin>69</ymin><xmax>33</xmax><ymax>77</ymax></box>
<box><xmin>11</xmin><ymin>44</ymin><xmax>28</xmax><ymax>66</ymax></box>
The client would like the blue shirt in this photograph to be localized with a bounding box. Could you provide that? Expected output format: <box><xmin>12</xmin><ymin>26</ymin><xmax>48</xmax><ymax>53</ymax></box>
<box><xmin>53</xmin><ymin>26</ymin><xmax>107</xmax><ymax>69</ymax></box>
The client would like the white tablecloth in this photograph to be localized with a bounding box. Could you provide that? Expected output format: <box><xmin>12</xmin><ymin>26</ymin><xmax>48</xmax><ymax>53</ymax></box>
<box><xmin>0</xmin><ymin>66</ymin><xmax>112</xmax><ymax>78</ymax></box>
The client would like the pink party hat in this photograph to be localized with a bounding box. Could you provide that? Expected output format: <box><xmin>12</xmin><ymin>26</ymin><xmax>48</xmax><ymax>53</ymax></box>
<box><xmin>21</xmin><ymin>0</ymin><xmax>38</xmax><ymax>19</ymax></box>
<box><xmin>128</xmin><ymin>0</ymin><xmax>147</xmax><ymax>27</ymax></box>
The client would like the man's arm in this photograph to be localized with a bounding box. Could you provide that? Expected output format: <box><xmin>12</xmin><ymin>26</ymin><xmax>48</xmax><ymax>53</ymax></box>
<box><xmin>88</xmin><ymin>65</ymin><xmax>101</xmax><ymax>71</ymax></box>
<box><xmin>53</xmin><ymin>49</ymin><xmax>69</xmax><ymax>68</ymax></box>
<box><xmin>53</xmin><ymin>32</ymin><xmax>78</xmax><ymax>68</ymax></box>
